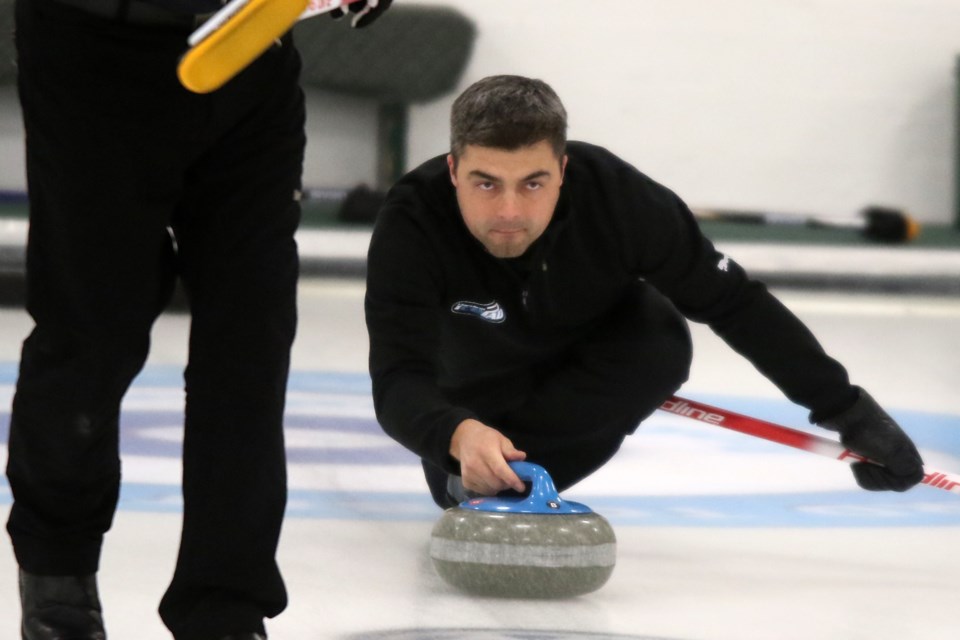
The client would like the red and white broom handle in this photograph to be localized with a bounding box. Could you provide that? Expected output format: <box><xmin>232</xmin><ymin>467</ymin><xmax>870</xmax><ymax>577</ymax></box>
<box><xmin>659</xmin><ymin>395</ymin><xmax>960</xmax><ymax>496</ymax></box>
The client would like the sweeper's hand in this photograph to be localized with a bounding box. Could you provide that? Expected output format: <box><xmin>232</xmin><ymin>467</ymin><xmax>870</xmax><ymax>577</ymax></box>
<box><xmin>330</xmin><ymin>0</ymin><xmax>393</xmax><ymax>28</ymax></box>
<box><xmin>819</xmin><ymin>389</ymin><xmax>924</xmax><ymax>491</ymax></box>
<box><xmin>450</xmin><ymin>419</ymin><xmax>527</xmax><ymax>495</ymax></box>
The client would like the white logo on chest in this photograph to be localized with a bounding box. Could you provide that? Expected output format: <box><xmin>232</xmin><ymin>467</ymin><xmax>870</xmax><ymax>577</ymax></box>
<box><xmin>450</xmin><ymin>301</ymin><xmax>506</xmax><ymax>323</ymax></box>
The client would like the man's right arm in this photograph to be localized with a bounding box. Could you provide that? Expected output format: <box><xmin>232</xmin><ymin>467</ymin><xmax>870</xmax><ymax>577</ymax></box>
<box><xmin>365</xmin><ymin>187</ymin><xmax>527</xmax><ymax>492</ymax></box>
<box><xmin>366</xmin><ymin>251</ymin><xmax>525</xmax><ymax>491</ymax></box>
<box><xmin>363</xmin><ymin>192</ymin><xmax>485</xmax><ymax>476</ymax></box>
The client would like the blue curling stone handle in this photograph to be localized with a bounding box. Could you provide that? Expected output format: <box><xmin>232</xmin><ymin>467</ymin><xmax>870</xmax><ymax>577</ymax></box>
<box><xmin>458</xmin><ymin>461</ymin><xmax>593</xmax><ymax>514</ymax></box>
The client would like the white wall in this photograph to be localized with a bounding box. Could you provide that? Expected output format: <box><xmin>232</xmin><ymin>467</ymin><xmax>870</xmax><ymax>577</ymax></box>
<box><xmin>0</xmin><ymin>0</ymin><xmax>956</xmax><ymax>224</ymax></box>
<box><xmin>407</xmin><ymin>0</ymin><xmax>960</xmax><ymax>224</ymax></box>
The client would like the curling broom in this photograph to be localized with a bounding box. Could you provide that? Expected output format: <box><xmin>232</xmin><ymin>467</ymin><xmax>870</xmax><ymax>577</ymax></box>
<box><xmin>660</xmin><ymin>396</ymin><xmax>959</xmax><ymax>495</ymax></box>
<box><xmin>178</xmin><ymin>0</ymin><xmax>365</xmax><ymax>94</ymax></box>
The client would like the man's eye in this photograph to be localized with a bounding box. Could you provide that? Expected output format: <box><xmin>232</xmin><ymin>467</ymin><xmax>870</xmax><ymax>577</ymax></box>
<box><xmin>477</xmin><ymin>182</ymin><xmax>495</xmax><ymax>191</ymax></box>
<box><xmin>526</xmin><ymin>182</ymin><xmax>543</xmax><ymax>190</ymax></box>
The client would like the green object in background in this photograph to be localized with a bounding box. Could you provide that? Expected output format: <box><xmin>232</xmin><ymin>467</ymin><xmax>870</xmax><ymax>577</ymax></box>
<box><xmin>377</xmin><ymin>103</ymin><xmax>407</xmax><ymax>189</ymax></box>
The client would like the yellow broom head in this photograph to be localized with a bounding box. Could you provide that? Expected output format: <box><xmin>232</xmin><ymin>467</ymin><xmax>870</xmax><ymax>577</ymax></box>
<box><xmin>178</xmin><ymin>0</ymin><xmax>310</xmax><ymax>94</ymax></box>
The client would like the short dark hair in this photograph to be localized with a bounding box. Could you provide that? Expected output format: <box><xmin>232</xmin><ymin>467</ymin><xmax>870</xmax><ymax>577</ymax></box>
<box><xmin>450</xmin><ymin>75</ymin><xmax>567</xmax><ymax>161</ymax></box>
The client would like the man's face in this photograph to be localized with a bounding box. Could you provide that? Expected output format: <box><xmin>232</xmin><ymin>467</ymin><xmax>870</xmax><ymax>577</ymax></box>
<box><xmin>448</xmin><ymin>141</ymin><xmax>567</xmax><ymax>259</ymax></box>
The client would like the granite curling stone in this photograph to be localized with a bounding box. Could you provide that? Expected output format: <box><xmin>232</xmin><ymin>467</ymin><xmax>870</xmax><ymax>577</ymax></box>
<box><xmin>429</xmin><ymin>461</ymin><xmax>616</xmax><ymax>598</ymax></box>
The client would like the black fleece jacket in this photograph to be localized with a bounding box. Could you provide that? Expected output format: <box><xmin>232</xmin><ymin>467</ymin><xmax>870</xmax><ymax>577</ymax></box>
<box><xmin>365</xmin><ymin>141</ymin><xmax>857</xmax><ymax>473</ymax></box>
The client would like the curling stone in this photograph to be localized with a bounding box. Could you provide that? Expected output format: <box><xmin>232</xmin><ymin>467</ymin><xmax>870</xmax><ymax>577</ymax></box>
<box><xmin>429</xmin><ymin>461</ymin><xmax>616</xmax><ymax>598</ymax></box>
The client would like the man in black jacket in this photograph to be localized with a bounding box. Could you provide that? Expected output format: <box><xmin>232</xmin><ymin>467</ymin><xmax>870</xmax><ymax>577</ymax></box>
<box><xmin>365</xmin><ymin>74</ymin><xmax>924</xmax><ymax>508</ymax></box>
<box><xmin>6</xmin><ymin>1</ymin><xmax>390</xmax><ymax>639</ymax></box>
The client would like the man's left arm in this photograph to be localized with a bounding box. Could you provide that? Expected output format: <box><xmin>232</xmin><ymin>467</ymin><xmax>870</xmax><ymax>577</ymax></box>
<box><xmin>634</xmin><ymin>187</ymin><xmax>924</xmax><ymax>491</ymax></box>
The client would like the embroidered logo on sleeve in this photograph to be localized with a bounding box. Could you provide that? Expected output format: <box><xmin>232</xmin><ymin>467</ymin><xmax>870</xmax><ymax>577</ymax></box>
<box><xmin>451</xmin><ymin>300</ymin><xmax>506</xmax><ymax>323</ymax></box>
<box><xmin>717</xmin><ymin>255</ymin><xmax>731</xmax><ymax>272</ymax></box>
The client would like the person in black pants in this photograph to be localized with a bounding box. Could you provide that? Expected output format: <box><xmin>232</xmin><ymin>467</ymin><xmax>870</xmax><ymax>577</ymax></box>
<box><xmin>365</xmin><ymin>74</ymin><xmax>925</xmax><ymax>510</ymax></box>
<box><xmin>6</xmin><ymin>0</ymin><xmax>390</xmax><ymax>639</ymax></box>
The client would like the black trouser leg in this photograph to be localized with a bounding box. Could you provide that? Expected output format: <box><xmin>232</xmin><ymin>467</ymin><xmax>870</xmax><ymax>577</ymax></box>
<box><xmin>157</xmin><ymin>42</ymin><xmax>305</xmax><ymax>640</ymax></box>
<box><xmin>7</xmin><ymin>306</ymin><xmax>171</xmax><ymax>575</ymax></box>
<box><xmin>9</xmin><ymin>0</ymin><xmax>304</xmax><ymax>636</ymax></box>
<box><xmin>6</xmin><ymin>0</ymin><xmax>180</xmax><ymax>574</ymax></box>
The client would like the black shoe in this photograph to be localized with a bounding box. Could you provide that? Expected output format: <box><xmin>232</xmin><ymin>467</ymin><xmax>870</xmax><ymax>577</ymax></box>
<box><xmin>218</xmin><ymin>634</ymin><xmax>266</xmax><ymax>640</ymax></box>
<box><xmin>19</xmin><ymin>569</ymin><xmax>106</xmax><ymax>640</ymax></box>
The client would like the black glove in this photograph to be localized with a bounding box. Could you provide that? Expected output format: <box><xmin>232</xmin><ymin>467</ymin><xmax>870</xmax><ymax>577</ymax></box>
<box><xmin>818</xmin><ymin>388</ymin><xmax>924</xmax><ymax>492</ymax></box>
<box><xmin>330</xmin><ymin>0</ymin><xmax>393</xmax><ymax>28</ymax></box>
